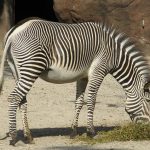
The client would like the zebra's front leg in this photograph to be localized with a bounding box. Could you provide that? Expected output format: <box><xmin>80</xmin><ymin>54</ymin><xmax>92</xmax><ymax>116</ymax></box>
<box><xmin>86</xmin><ymin>65</ymin><xmax>107</xmax><ymax>137</ymax></box>
<box><xmin>70</xmin><ymin>78</ymin><xmax>88</xmax><ymax>138</ymax></box>
<box><xmin>19</xmin><ymin>98</ymin><xmax>34</xmax><ymax>144</ymax></box>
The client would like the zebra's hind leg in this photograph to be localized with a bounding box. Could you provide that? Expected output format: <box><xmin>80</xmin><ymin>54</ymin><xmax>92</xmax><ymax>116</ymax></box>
<box><xmin>7</xmin><ymin>52</ymin><xmax>46</xmax><ymax>145</ymax></box>
<box><xmin>8</xmin><ymin>91</ymin><xmax>22</xmax><ymax>145</ymax></box>
<box><xmin>70</xmin><ymin>78</ymin><xmax>88</xmax><ymax>138</ymax></box>
<box><xmin>8</xmin><ymin>75</ymin><xmax>42</xmax><ymax>145</ymax></box>
<box><xmin>19</xmin><ymin>98</ymin><xmax>34</xmax><ymax>144</ymax></box>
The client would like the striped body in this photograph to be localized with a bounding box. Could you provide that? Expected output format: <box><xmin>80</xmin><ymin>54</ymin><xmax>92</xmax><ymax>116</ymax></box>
<box><xmin>8</xmin><ymin>20</ymin><xmax>114</xmax><ymax>83</ymax></box>
<box><xmin>0</xmin><ymin>18</ymin><xmax>150</xmax><ymax>145</ymax></box>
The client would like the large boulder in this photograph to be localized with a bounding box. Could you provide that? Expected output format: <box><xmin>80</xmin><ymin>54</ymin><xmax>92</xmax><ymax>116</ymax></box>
<box><xmin>53</xmin><ymin>0</ymin><xmax>150</xmax><ymax>56</ymax></box>
<box><xmin>0</xmin><ymin>0</ymin><xmax>13</xmax><ymax>56</ymax></box>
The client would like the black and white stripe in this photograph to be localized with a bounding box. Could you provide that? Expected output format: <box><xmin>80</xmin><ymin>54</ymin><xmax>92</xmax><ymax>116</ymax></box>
<box><xmin>0</xmin><ymin>18</ymin><xmax>150</xmax><ymax>145</ymax></box>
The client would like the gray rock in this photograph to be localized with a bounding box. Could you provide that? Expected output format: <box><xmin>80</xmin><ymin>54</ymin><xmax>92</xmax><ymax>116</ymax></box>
<box><xmin>53</xmin><ymin>0</ymin><xmax>150</xmax><ymax>56</ymax></box>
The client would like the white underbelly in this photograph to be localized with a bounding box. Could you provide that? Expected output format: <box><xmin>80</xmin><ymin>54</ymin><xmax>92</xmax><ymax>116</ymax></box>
<box><xmin>40</xmin><ymin>67</ymin><xmax>88</xmax><ymax>84</ymax></box>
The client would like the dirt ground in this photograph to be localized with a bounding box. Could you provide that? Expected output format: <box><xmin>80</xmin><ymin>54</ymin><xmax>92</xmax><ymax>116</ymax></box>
<box><xmin>0</xmin><ymin>65</ymin><xmax>150</xmax><ymax>150</ymax></box>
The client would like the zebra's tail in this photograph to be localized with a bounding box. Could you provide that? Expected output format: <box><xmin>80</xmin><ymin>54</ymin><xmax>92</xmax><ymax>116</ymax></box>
<box><xmin>0</xmin><ymin>33</ymin><xmax>12</xmax><ymax>94</ymax></box>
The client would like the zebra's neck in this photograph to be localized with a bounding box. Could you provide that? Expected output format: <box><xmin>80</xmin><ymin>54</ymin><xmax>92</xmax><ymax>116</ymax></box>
<box><xmin>110</xmin><ymin>34</ymin><xmax>150</xmax><ymax>97</ymax></box>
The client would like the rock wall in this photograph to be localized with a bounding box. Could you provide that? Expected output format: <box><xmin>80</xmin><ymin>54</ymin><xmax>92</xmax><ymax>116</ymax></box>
<box><xmin>53</xmin><ymin>0</ymin><xmax>150</xmax><ymax>55</ymax></box>
<box><xmin>0</xmin><ymin>0</ymin><xmax>13</xmax><ymax>56</ymax></box>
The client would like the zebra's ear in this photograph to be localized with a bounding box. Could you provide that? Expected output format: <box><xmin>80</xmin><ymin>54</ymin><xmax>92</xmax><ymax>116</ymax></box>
<box><xmin>144</xmin><ymin>82</ymin><xmax>150</xmax><ymax>93</ymax></box>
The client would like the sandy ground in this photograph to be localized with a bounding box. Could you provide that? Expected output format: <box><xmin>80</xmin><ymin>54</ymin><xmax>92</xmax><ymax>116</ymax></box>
<box><xmin>0</xmin><ymin>65</ymin><xmax>150</xmax><ymax>150</ymax></box>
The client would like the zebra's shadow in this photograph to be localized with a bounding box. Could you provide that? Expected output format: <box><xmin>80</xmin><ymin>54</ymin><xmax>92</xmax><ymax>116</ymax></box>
<box><xmin>17</xmin><ymin>126</ymin><xmax>116</xmax><ymax>138</ymax></box>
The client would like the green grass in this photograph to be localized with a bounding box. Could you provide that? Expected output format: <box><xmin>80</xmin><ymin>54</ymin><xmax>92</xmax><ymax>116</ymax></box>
<box><xmin>75</xmin><ymin>123</ymin><xmax>150</xmax><ymax>144</ymax></box>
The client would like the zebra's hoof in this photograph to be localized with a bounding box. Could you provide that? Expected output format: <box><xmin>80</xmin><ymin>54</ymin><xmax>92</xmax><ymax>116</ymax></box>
<box><xmin>87</xmin><ymin>130</ymin><xmax>96</xmax><ymax>138</ymax></box>
<box><xmin>70</xmin><ymin>128</ymin><xmax>77</xmax><ymax>139</ymax></box>
<box><xmin>24</xmin><ymin>136</ymin><xmax>35</xmax><ymax>144</ymax></box>
<box><xmin>9</xmin><ymin>139</ymin><xmax>18</xmax><ymax>146</ymax></box>
<box><xmin>9</xmin><ymin>132</ymin><xmax>18</xmax><ymax>146</ymax></box>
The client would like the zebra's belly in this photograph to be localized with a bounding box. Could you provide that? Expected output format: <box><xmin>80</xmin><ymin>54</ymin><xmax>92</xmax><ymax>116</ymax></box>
<box><xmin>40</xmin><ymin>67</ymin><xmax>88</xmax><ymax>84</ymax></box>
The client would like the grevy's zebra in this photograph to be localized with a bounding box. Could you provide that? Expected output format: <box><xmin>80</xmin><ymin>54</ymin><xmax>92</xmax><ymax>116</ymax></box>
<box><xmin>0</xmin><ymin>18</ymin><xmax>150</xmax><ymax>145</ymax></box>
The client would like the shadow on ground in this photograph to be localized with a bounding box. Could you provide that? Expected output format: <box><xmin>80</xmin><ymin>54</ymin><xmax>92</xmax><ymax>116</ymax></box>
<box><xmin>43</xmin><ymin>146</ymin><xmax>130</xmax><ymax>150</ymax></box>
<box><xmin>16</xmin><ymin>126</ymin><xmax>129</xmax><ymax>150</ymax></box>
<box><xmin>17</xmin><ymin>126</ymin><xmax>117</xmax><ymax>138</ymax></box>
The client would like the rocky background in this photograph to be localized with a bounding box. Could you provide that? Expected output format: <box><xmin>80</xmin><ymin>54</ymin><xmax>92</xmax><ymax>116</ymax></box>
<box><xmin>53</xmin><ymin>0</ymin><xmax>150</xmax><ymax>56</ymax></box>
<box><xmin>0</xmin><ymin>0</ymin><xmax>149</xmax><ymax>57</ymax></box>
<box><xmin>0</xmin><ymin>0</ymin><xmax>13</xmax><ymax>56</ymax></box>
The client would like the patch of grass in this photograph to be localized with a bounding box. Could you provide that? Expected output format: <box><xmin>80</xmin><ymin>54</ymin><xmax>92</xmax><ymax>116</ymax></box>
<box><xmin>75</xmin><ymin>123</ymin><xmax>150</xmax><ymax>144</ymax></box>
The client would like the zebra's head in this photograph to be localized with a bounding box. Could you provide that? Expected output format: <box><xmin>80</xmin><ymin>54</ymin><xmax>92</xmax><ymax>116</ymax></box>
<box><xmin>125</xmin><ymin>78</ymin><xmax>150</xmax><ymax>123</ymax></box>
<box><xmin>108</xmin><ymin>26</ymin><xmax>150</xmax><ymax>123</ymax></box>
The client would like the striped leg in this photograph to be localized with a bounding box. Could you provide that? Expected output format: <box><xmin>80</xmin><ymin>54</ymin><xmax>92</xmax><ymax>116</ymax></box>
<box><xmin>8</xmin><ymin>93</ymin><xmax>20</xmax><ymax>145</ymax></box>
<box><xmin>19</xmin><ymin>98</ymin><xmax>34</xmax><ymax>144</ymax></box>
<box><xmin>8</xmin><ymin>65</ymin><xmax>45</xmax><ymax>145</ymax></box>
<box><xmin>8</xmin><ymin>85</ymin><xmax>24</xmax><ymax>145</ymax></box>
<box><xmin>8</xmin><ymin>79</ymin><xmax>37</xmax><ymax>145</ymax></box>
<box><xmin>70</xmin><ymin>78</ymin><xmax>88</xmax><ymax>138</ymax></box>
<box><xmin>86</xmin><ymin>65</ymin><xmax>108</xmax><ymax>137</ymax></box>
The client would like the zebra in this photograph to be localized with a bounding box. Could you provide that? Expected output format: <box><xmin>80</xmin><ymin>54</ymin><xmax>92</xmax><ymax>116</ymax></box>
<box><xmin>0</xmin><ymin>18</ymin><xmax>150</xmax><ymax>145</ymax></box>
